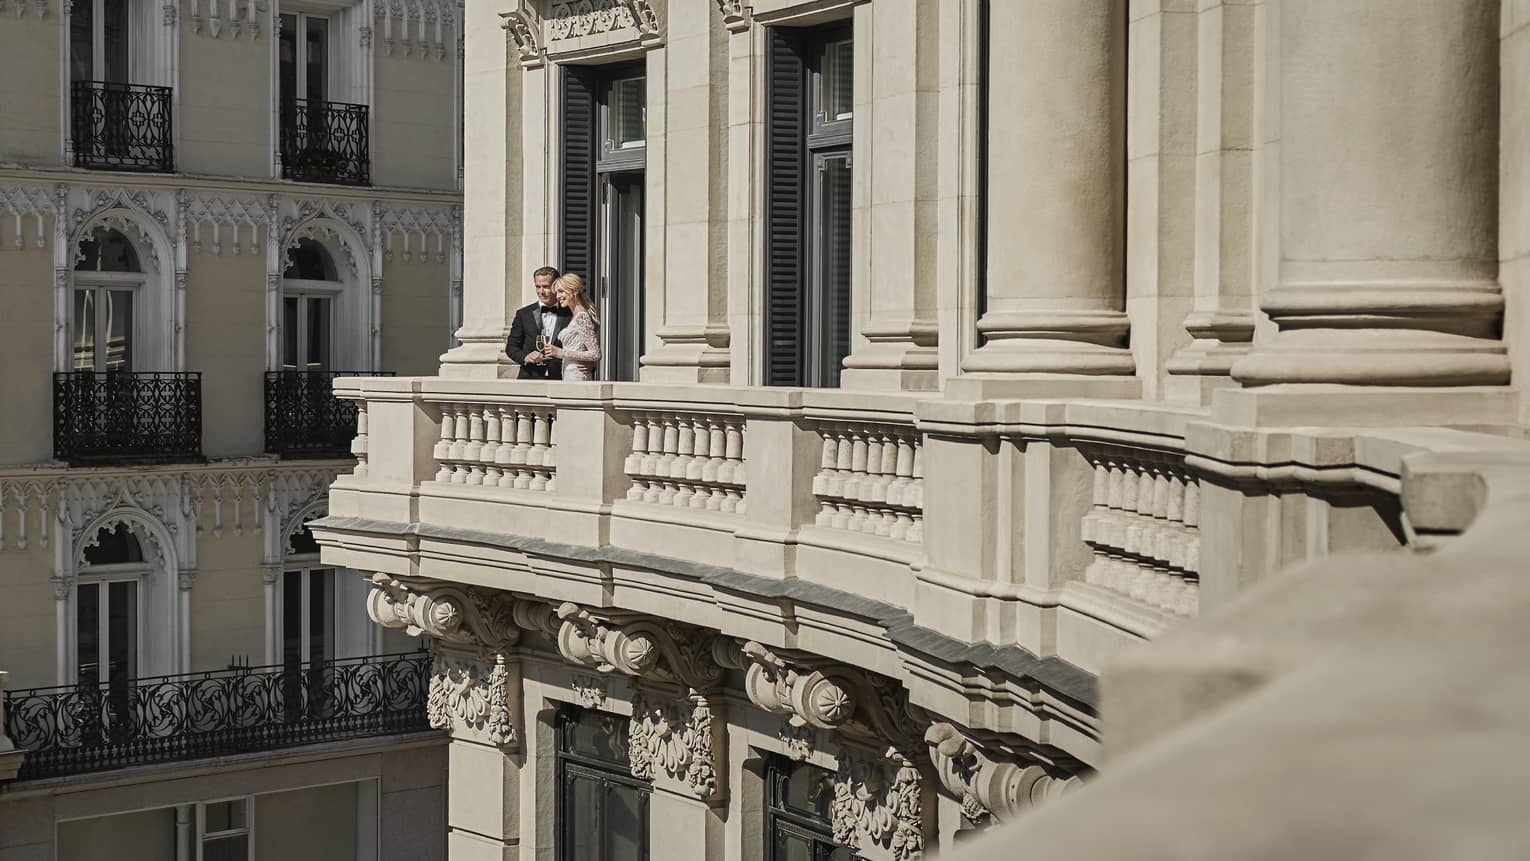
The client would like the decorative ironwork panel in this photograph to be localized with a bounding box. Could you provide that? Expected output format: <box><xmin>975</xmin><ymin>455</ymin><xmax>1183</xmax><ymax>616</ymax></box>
<box><xmin>280</xmin><ymin>99</ymin><xmax>372</xmax><ymax>186</ymax></box>
<box><xmin>53</xmin><ymin>371</ymin><xmax>203</xmax><ymax>465</ymax></box>
<box><xmin>71</xmin><ymin>81</ymin><xmax>175</xmax><ymax>173</ymax></box>
<box><xmin>265</xmin><ymin>371</ymin><xmax>394</xmax><ymax>459</ymax></box>
<box><xmin>2</xmin><ymin>652</ymin><xmax>431</xmax><ymax>780</ymax></box>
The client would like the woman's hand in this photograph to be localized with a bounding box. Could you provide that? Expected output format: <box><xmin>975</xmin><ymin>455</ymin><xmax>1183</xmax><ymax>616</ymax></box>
<box><xmin>543</xmin><ymin>343</ymin><xmax>561</xmax><ymax>358</ymax></box>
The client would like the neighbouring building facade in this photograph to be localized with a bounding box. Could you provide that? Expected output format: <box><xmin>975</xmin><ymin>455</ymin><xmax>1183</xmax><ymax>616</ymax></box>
<box><xmin>298</xmin><ymin>0</ymin><xmax>1530</xmax><ymax>858</ymax></box>
<box><xmin>0</xmin><ymin>1</ymin><xmax>463</xmax><ymax>859</ymax></box>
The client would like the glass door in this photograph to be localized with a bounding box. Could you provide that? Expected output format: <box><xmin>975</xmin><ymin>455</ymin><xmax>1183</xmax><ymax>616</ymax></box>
<box><xmin>282</xmin><ymin>567</ymin><xmax>335</xmax><ymax>719</ymax></box>
<box><xmin>76</xmin><ymin>579</ymin><xmax>139</xmax><ymax>743</ymax></box>
<box><xmin>600</xmin><ymin>174</ymin><xmax>645</xmax><ymax>382</ymax></box>
<box><xmin>282</xmin><ymin>294</ymin><xmax>333</xmax><ymax>371</ymax></box>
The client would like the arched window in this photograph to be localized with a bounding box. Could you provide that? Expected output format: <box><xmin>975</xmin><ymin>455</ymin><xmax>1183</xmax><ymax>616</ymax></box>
<box><xmin>77</xmin><ymin>523</ymin><xmax>147</xmax><ymax>689</ymax></box>
<box><xmin>72</xmin><ymin>227</ymin><xmax>144</xmax><ymax>371</ymax></box>
<box><xmin>281</xmin><ymin>238</ymin><xmax>340</xmax><ymax>371</ymax></box>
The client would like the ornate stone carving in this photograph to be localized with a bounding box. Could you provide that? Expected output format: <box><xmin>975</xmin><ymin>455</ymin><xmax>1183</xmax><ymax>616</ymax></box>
<box><xmin>740</xmin><ymin>641</ymin><xmax>857</xmax><ymax>730</ymax></box>
<box><xmin>570</xmin><ymin>673</ymin><xmax>607</xmax><ymax>708</ymax></box>
<box><xmin>715</xmin><ymin>0</ymin><xmax>749</xmax><ymax>32</ymax></box>
<box><xmin>924</xmin><ymin>723</ymin><xmax>1081</xmax><ymax>825</ymax></box>
<box><xmin>499</xmin><ymin>7</ymin><xmax>541</xmax><ymax>65</ymax></box>
<box><xmin>628</xmin><ymin>690</ymin><xmax>722</xmax><ymax>803</ymax></box>
<box><xmin>547</xmin><ymin>0</ymin><xmax>658</xmax><ymax>41</ymax></box>
<box><xmin>183</xmin><ymin>194</ymin><xmax>267</xmax><ymax>256</ymax></box>
<box><xmin>0</xmin><ymin>184</ymin><xmax>55</xmax><ymax>250</ymax></box>
<box><xmin>367</xmin><ymin>575</ymin><xmax>522</xmax><ymax>652</ymax></box>
<box><xmin>832</xmin><ymin>748</ymin><xmax>925</xmax><ymax>861</ymax></box>
<box><xmin>779</xmin><ymin>720</ymin><xmax>817</xmax><ymax>761</ymax></box>
<box><xmin>554</xmin><ymin>603</ymin><xmax>723</xmax><ymax>690</ymax></box>
<box><xmin>378</xmin><ymin>204</ymin><xmax>453</xmax><ymax>262</ymax></box>
<box><xmin>428</xmin><ymin>652</ymin><xmax>516</xmax><ymax>746</ymax></box>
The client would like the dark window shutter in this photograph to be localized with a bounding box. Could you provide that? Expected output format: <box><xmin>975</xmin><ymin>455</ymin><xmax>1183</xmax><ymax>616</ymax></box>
<box><xmin>561</xmin><ymin>67</ymin><xmax>598</xmax><ymax>281</ymax></box>
<box><xmin>764</xmin><ymin>29</ymin><xmax>807</xmax><ymax>387</ymax></box>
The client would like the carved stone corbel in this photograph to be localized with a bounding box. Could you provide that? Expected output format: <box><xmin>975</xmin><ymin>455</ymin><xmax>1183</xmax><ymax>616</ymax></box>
<box><xmin>832</xmin><ymin>746</ymin><xmax>926</xmax><ymax>861</ymax></box>
<box><xmin>924</xmin><ymin>723</ymin><xmax>1081</xmax><ymax>825</ymax></box>
<box><xmin>715</xmin><ymin>0</ymin><xmax>749</xmax><ymax>33</ymax></box>
<box><xmin>499</xmin><ymin>6</ymin><xmax>541</xmax><ymax>66</ymax></box>
<box><xmin>553</xmin><ymin>602</ymin><xmax>723</xmax><ymax>691</ymax></box>
<box><xmin>365</xmin><ymin>573</ymin><xmax>521</xmax><ymax>652</ymax></box>
<box><xmin>617</xmin><ymin>0</ymin><xmax>660</xmax><ymax>42</ymax></box>
<box><xmin>740</xmin><ymin>641</ymin><xmax>856</xmax><ymax>730</ymax></box>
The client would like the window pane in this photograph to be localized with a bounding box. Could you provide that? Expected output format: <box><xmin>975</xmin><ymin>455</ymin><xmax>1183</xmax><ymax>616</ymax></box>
<box><xmin>305</xmin><ymin>18</ymin><xmax>328</xmax><ymax>103</ymax></box>
<box><xmin>106</xmin><ymin>580</ymin><xmax>137</xmax><ymax>684</ymax></box>
<box><xmin>821</xmin><ymin>39</ymin><xmax>853</xmax><ymax>122</ymax></box>
<box><xmin>279</xmin><ymin>14</ymin><xmax>298</xmax><ymax>104</ymax></box>
<box><xmin>605</xmin><ymin>782</ymin><xmax>645</xmax><ymax>861</ymax></box>
<box><xmin>816</xmin><ymin>155</ymin><xmax>853</xmax><ymax>388</ymax></box>
<box><xmin>76</xmin><ymin>582</ymin><xmax>101</xmax><ymax>682</ymax></box>
<box><xmin>202</xmin><ymin>835</ymin><xmax>248</xmax><ymax>861</ymax></box>
<box><xmin>103</xmin><ymin>0</ymin><xmax>130</xmax><ymax>83</ymax></box>
<box><xmin>105</xmin><ymin>290</ymin><xmax>132</xmax><ymax>371</ymax></box>
<box><xmin>306</xmin><ymin>296</ymin><xmax>330</xmax><ymax>370</ymax></box>
<box><xmin>308</xmin><ymin>569</ymin><xmax>333</xmax><ymax>664</ymax></box>
<box><xmin>283</xmin><ymin>571</ymin><xmax>304</xmax><ymax>666</ymax></box>
<box><xmin>610</xmin><ymin>77</ymin><xmax>646</xmax><ymax>148</ymax></box>
<box><xmin>83</xmin><ymin>523</ymin><xmax>145</xmax><ymax>566</ymax></box>
<box><xmin>70</xmin><ymin>0</ymin><xmax>93</xmax><ymax>81</ymax></box>
<box><xmin>283</xmin><ymin>297</ymin><xmax>299</xmax><ymax>370</ymax></box>
<box><xmin>562</xmin><ymin>709</ymin><xmax>631</xmax><ymax>764</ymax></box>
<box><xmin>566</xmin><ymin>773</ymin><xmax>599</xmax><ymax>861</ymax></box>
<box><xmin>774</xmin><ymin>830</ymin><xmax>814</xmax><ymax>861</ymax></box>
<box><xmin>779</xmin><ymin>760</ymin><xmax>835</xmax><ymax>821</ymax></box>
<box><xmin>74</xmin><ymin>290</ymin><xmax>97</xmax><ymax>370</ymax></box>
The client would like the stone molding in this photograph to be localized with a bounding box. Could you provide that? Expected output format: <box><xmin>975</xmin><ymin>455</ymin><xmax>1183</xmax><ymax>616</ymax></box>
<box><xmin>832</xmin><ymin>746</ymin><xmax>925</xmax><ymax>861</ymax></box>
<box><xmin>500</xmin><ymin>7</ymin><xmax>543</xmax><ymax>65</ymax></box>
<box><xmin>714</xmin><ymin>0</ymin><xmax>748</xmax><ymax>32</ymax></box>
<box><xmin>554</xmin><ymin>602</ymin><xmax>724</xmax><ymax>691</ymax></box>
<box><xmin>546</xmin><ymin>0</ymin><xmax>657</xmax><ymax>41</ymax></box>
<box><xmin>365</xmin><ymin>574</ymin><xmax>522</xmax><ymax>652</ymax></box>
<box><xmin>737</xmin><ymin>640</ymin><xmax>920</xmax><ymax>745</ymax></box>
<box><xmin>924</xmin><ymin>723</ymin><xmax>1080</xmax><ymax>826</ymax></box>
<box><xmin>427</xmin><ymin>650</ymin><xmax>516</xmax><ymax>746</ymax></box>
<box><xmin>183</xmin><ymin>0</ymin><xmax>260</xmax><ymax>38</ymax></box>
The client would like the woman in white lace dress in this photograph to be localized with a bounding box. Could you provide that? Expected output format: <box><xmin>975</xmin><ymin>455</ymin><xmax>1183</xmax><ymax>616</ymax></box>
<box><xmin>543</xmin><ymin>273</ymin><xmax>601</xmax><ymax>381</ymax></box>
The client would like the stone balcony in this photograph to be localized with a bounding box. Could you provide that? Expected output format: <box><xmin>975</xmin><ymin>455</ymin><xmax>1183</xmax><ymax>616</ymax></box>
<box><xmin>311</xmin><ymin>377</ymin><xmax>1498</xmax><ymax>776</ymax></box>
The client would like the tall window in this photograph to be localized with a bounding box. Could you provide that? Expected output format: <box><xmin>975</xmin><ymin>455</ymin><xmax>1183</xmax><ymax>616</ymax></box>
<box><xmin>282</xmin><ymin>523</ymin><xmax>334</xmax><ymax>718</ymax></box>
<box><xmin>765</xmin><ymin>26</ymin><xmax>853</xmax><ymax>388</ymax></box>
<box><xmin>561</xmin><ymin>65</ymin><xmax>647</xmax><ymax>382</ymax></box>
<box><xmin>279</xmin><ymin>13</ymin><xmax>329</xmax><ymax>105</ymax></box>
<box><xmin>70</xmin><ymin>0</ymin><xmax>130</xmax><ymax>84</ymax></box>
<box><xmin>77</xmin><ymin>523</ymin><xmax>145</xmax><ymax>742</ymax></box>
<box><xmin>73</xmin><ymin>227</ymin><xmax>143</xmax><ymax>372</ymax></box>
<box><xmin>766</xmin><ymin>757</ymin><xmax>853</xmax><ymax>860</ymax></box>
<box><xmin>556</xmin><ymin>706</ymin><xmax>649</xmax><ymax>861</ymax></box>
<box><xmin>281</xmin><ymin>239</ymin><xmax>339</xmax><ymax>372</ymax></box>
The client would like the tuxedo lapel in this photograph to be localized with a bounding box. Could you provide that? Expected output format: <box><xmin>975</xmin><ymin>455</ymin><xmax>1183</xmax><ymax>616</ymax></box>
<box><xmin>550</xmin><ymin>310</ymin><xmax>573</xmax><ymax>342</ymax></box>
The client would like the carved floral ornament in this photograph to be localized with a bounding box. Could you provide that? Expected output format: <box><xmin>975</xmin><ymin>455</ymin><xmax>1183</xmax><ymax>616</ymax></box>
<box><xmin>924</xmin><ymin>723</ymin><xmax>1081</xmax><ymax>825</ymax></box>
<box><xmin>546</xmin><ymin>0</ymin><xmax>659</xmax><ymax>42</ymax></box>
<box><xmin>628</xmin><ymin>689</ymin><xmax>723</xmax><ymax>802</ymax></box>
<box><xmin>832</xmin><ymin>747</ymin><xmax>926</xmax><ymax>861</ymax></box>
<box><xmin>427</xmin><ymin>651</ymin><xmax>516</xmax><ymax>745</ymax></box>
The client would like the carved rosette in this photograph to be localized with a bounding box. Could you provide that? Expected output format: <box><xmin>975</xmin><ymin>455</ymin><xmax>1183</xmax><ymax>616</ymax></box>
<box><xmin>366</xmin><ymin>574</ymin><xmax>521</xmax><ymax>651</ymax></box>
<box><xmin>627</xmin><ymin>690</ymin><xmax>723</xmax><ymax>804</ymax></box>
<box><xmin>924</xmin><ymin>723</ymin><xmax>1081</xmax><ymax>825</ymax></box>
<box><xmin>428</xmin><ymin>652</ymin><xmax>516</xmax><ymax>747</ymax></box>
<box><xmin>554</xmin><ymin>603</ymin><xmax>723</xmax><ymax>691</ymax></box>
<box><xmin>831</xmin><ymin>748</ymin><xmax>925</xmax><ymax>861</ymax></box>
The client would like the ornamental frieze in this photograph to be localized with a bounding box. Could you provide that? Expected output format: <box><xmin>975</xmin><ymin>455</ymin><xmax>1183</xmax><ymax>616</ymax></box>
<box><xmin>546</xmin><ymin>0</ymin><xmax>660</xmax><ymax>42</ymax></box>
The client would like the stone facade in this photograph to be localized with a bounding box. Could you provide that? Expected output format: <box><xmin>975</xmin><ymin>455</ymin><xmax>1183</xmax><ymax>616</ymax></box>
<box><xmin>0</xmin><ymin>1</ymin><xmax>460</xmax><ymax>858</ymax></box>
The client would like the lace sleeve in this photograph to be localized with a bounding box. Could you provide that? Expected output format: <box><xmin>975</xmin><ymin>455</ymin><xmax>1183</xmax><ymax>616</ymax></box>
<box><xmin>559</xmin><ymin>311</ymin><xmax>603</xmax><ymax>363</ymax></box>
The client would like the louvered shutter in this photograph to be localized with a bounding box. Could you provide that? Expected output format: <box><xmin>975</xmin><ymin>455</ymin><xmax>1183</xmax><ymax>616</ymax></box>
<box><xmin>764</xmin><ymin>29</ymin><xmax>807</xmax><ymax>387</ymax></box>
<box><xmin>560</xmin><ymin>67</ymin><xmax>598</xmax><ymax>281</ymax></box>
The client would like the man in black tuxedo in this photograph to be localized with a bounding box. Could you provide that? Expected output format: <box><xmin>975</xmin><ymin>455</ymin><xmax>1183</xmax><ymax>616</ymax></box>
<box><xmin>506</xmin><ymin>266</ymin><xmax>572</xmax><ymax>379</ymax></box>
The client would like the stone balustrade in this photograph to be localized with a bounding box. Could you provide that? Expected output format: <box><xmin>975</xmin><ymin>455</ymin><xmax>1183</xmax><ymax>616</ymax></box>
<box><xmin>430</xmin><ymin>399</ymin><xmax>557</xmax><ymax>491</ymax></box>
<box><xmin>811</xmin><ymin>421</ymin><xmax>924</xmax><ymax>543</ymax></box>
<box><xmin>624</xmin><ymin>410</ymin><xmax>747</xmax><ymax>513</ymax></box>
<box><xmin>322</xmin><ymin>377</ymin><xmax>1469</xmax><ymax>769</ymax></box>
<box><xmin>1077</xmin><ymin>446</ymin><xmax>1199</xmax><ymax>620</ymax></box>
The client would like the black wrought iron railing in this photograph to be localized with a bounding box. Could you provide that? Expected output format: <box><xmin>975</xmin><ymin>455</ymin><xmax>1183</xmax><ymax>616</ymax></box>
<box><xmin>70</xmin><ymin>81</ymin><xmax>174</xmax><ymax>172</ymax></box>
<box><xmin>280</xmin><ymin>99</ymin><xmax>371</xmax><ymax>185</ymax></box>
<box><xmin>54</xmin><ymin>371</ymin><xmax>202</xmax><ymax>465</ymax></box>
<box><xmin>2</xmin><ymin>652</ymin><xmax>432</xmax><ymax>780</ymax></box>
<box><xmin>265</xmin><ymin>370</ymin><xmax>394</xmax><ymax>458</ymax></box>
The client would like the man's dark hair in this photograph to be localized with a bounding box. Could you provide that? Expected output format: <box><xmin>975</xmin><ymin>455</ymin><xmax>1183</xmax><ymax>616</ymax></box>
<box><xmin>533</xmin><ymin>266</ymin><xmax>560</xmax><ymax>280</ymax></box>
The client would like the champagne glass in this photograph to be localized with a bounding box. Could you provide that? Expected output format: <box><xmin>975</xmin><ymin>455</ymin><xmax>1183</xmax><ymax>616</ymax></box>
<box><xmin>535</xmin><ymin>334</ymin><xmax>548</xmax><ymax>363</ymax></box>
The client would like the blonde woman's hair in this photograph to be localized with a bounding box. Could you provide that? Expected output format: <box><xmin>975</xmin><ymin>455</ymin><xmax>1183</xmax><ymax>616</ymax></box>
<box><xmin>554</xmin><ymin>273</ymin><xmax>598</xmax><ymax>322</ymax></box>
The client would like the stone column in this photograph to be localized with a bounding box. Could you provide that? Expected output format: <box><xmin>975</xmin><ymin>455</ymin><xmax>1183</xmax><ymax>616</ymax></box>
<box><xmin>952</xmin><ymin>0</ymin><xmax>1137</xmax><ymax>400</ymax></box>
<box><xmin>440</xmin><ymin>1</ymin><xmax>527</xmax><ymax>378</ymax></box>
<box><xmin>1228</xmin><ymin>1</ymin><xmax>1509</xmax><ymax>405</ymax></box>
<box><xmin>643</xmin><ymin>0</ymin><xmax>732</xmax><ymax>384</ymax></box>
<box><xmin>839</xmin><ymin>0</ymin><xmax>941</xmax><ymax>392</ymax></box>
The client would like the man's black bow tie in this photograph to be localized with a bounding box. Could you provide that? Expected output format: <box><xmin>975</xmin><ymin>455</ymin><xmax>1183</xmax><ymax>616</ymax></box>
<box><xmin>539</xmin><ymin>304</ymin><xmax>567</xmax><ymax>313</ymax></box>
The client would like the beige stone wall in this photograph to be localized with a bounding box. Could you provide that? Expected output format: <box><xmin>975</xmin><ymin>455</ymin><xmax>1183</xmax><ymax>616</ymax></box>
<box><xmin>254</xmin><ymin>781</ymin><xmax>361</xmax><ymax>861</ymax></box>
<box><xmin>0</xmin><ymin>513</ymin><xmax>59</xmax><ymax>689</ymax></box>
<box><xmin>1505</xmin><ymin>0</ymin><xmax>1530</xmax><ymax>422</ymax></box>
<box><xmin>55</xmin><ymin>806</ymin><xmax>177</xmax><ymax>861</ymax></box>
<box><xmin>381</xmin><ymin>257</ymin><xmax>451</xmax><ymax>375</ymax></box>
<box><xmin>373</xmin><ymin>55</ymin><xmax>457</xmax><ymax>190</ymax></box>
<box><xmin>189</xmin><ymin>528</ymin><xmax>266</xmax><ymax>672</ymax></box>
<box><xmin>184</xmin><ymin>251</ymin><xmax>268</xmax><ymax>459</ymax></box>
<box><xmin>0</xmin><ymin>217</ymin><xmax>55</xmax><ymax>466</ymax></box>
<box><xmin>0</xmin><ymin>15</ymin><xmax>61</xmax><ymax>165</ymax></box>
<box><xmin>177</xmin><ymin>26</ymin><xmax>273</xmax><ymax>178</ymax></box>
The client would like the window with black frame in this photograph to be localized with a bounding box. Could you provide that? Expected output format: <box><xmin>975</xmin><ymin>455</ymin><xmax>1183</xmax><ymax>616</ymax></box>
<box><xmin>767</xmin><ymin>756</ymin><xmax>856</xmax><ymax>860</ymax></box>
<box><xmin>556</xmin><ymin>706</ymin><xmax>650</xmax><ymax>861</ymax></box>
<box><xmin>560</xmin><ymin>64</ymin><xmax>648</xmax><ymax>382</ymax></box>
<box><xmin>764</xmin><ymin>25</ymin><xmax>853</xmax><ymax>389</ymax></box>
